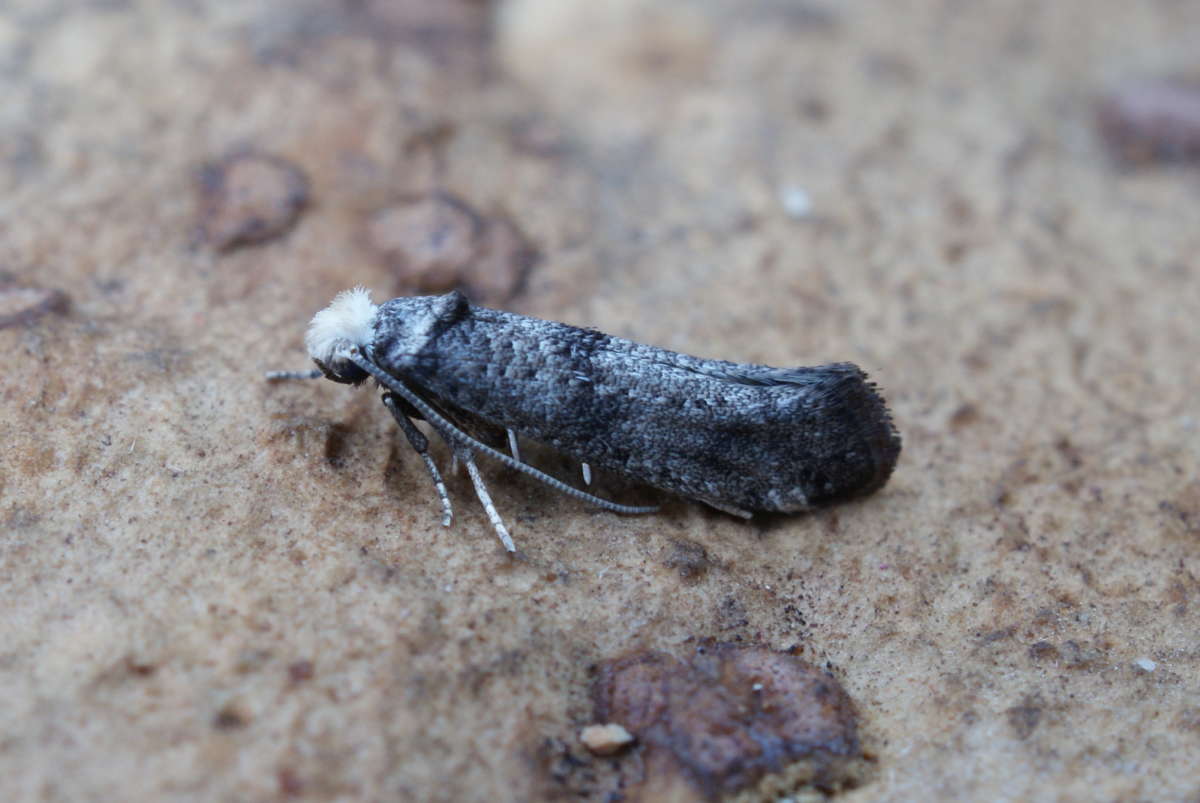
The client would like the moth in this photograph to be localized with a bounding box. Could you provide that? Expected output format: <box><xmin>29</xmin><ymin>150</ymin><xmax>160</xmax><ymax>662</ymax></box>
<box><xmin>269</xmin><ymin>288</ymin><xmax>901</xmax><ymax>551</ymax></box>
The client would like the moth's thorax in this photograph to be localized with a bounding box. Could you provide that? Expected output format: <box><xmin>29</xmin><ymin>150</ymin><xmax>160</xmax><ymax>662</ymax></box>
<box><xmin>371</xmin><ymin>293</ymin><xmax>465</xmax><ymax>370</ymax></box>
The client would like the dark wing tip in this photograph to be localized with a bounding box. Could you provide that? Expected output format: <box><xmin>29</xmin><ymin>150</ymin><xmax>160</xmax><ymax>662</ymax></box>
<box><xmin>808</xmin><ymin>364</ymin><xmax>902</xmax><ymax>506</ymax></box>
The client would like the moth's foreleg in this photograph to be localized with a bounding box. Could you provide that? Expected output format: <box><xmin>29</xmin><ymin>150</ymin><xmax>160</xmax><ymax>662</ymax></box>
<box><xmin>506</xmin><ymin>429</ymin><xmax>521</xmax><ymax>463</ymax></box>
<box><xmin>460</xmin><ymin>449</ymin><xmax>517</xmax><ymax>553</ymax></box>
<box><xmin>381</xmin><ymin>393</ymin><xmax>453</xmax><ymax>528</ymax></box>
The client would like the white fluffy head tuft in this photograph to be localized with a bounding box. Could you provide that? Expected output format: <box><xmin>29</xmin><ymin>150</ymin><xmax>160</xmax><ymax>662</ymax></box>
<box><xmin>305</xmin><ymin>287</ymin><xmax>379</xmax><ymax>366</ymax></box>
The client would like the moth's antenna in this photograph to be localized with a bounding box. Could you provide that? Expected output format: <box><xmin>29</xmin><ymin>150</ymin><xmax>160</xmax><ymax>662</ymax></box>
<box><xmin>265</xmin><ymin>369</ymin><xmax>323</xmax><ymax>381</ymax></box>
<box><xmin>344</xmin><ymin>347</ymin><xmax>658</xmax><ymax>515</ymax></box>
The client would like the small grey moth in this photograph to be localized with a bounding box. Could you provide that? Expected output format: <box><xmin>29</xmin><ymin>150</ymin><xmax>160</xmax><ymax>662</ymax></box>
<box><xmin>269</xmin><ymin>288</ymin><xmax>901</xmax><ymax>552</ymax></box>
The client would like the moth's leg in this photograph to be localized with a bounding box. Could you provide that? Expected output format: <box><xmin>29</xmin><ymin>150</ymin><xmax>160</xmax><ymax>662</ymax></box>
<box><xmin>698</xmin><ymin>498</ymin><xmax>754</xmax><ymax>519</ymax></box>
<box><xmin>581</xmin><ymin>462</ymin><xmax>592</xmax><ymax>486</ymax></box>
<box><xmin>460</xmin><ymin>449</ymin><xmax>517</xmax><ymax>553</ymax></box>
<box><xmin>381</xmin><ymin>393</ymin><xmax>453</xmax><ymax>527</ymax></box>
<box><xmin>507</xmin><ymin>429</ymin><xmax>521</xmax><ymax>463</ymax></box>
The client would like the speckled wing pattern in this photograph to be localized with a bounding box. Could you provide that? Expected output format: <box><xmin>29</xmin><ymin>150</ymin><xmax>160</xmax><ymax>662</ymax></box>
<box><xmin>370</xmin><ymin>292</ymin><xmax>900</xmax><ymax>514</ymax></box>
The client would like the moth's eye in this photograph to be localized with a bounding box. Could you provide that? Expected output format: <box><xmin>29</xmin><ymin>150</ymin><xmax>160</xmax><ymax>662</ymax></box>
<box><xmin>314</xmin><ymin>357</ymin><xmax>369</xmax><ymax>385</ymax></box>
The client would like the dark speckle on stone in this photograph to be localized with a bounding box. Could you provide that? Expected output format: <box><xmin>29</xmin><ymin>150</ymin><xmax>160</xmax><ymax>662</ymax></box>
<box><xmin>125</xmin><ymin>658</ymin><xmax>157</xmax><ymax>677</ymax></box>
<box><xmin>278</xmin><ymin>767</ymin><xmax>304</xmax><ymax>797</ymax></box>
<box><xmin>949</xmin><ymin>402</ymin><xmax>980</xmax><ymax>430</ymax></box>
<box><xmin>661</xmin><ymin>537</ymin><xmax>711</xmax><ymax>580</ymax></box>
<box><xmin>0</xmin><ymin>284</ymin><xmax>69</xmax><ymax>328</ymax></box>
<box><xmin>322</xmin><ymin>422</ymin><xmax>352</xmax><ymax>468</ymax></box>
<box><xmin>1028</xmin><ymin>641</ymin><xmax>1060</xmax><ymax>662</ymax></box>
<box><xmin>213</xmin><ymin>701</ymin><xmax>251</xmax><ymax>730</ymax></box>
<box><xmin>1006</xmin><ymin>702</ymin><xmax>1042</xmax><ymax>740</ymax></box>
<box><xmin>288</xmin><ymin>660</ymin><xmax>315</xmax><ymax>683</ymax></box>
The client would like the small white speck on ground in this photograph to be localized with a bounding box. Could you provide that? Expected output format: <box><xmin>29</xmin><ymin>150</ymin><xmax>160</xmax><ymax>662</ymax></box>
<box><xmin>779</xmin><ymin>186</ymin><xmax>813</xmax><ymax>219</ymax></box>
<box><xmin>580</xmin><ymin>723</ymin><xmax>634</xmax><ymax>755</ymax></box>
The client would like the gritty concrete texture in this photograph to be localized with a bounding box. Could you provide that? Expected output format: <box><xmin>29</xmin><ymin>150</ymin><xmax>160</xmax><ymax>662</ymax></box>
<box><xmin>2</xmin><ymin>1</ymin><xmax>1199</xmax><ymax>801</ymax></box>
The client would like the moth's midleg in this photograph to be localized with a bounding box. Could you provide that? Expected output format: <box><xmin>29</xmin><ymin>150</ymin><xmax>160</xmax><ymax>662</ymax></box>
<box><xmin>461</xmin><ymin>450</ymin><xmax>516</xmax><ymax>552</ymax></box>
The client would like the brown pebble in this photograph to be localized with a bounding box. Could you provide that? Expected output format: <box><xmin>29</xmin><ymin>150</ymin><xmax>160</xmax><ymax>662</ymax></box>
<box><xmin>367</xmin><ymin>194</ymin><xmax>481</xmax><ymax>292</ymax></box>
<box><xmin>1096</xmin><ymin>78</ymin><xmax>1200</xmax><ymax>164</ymax></box>
<box><xmin>0</xmin><ymin>285</ymin><xmax>69</xmax><ymax>329</ymax></box>
<box><xmin>198</xmin><ymin>153</ymin><xmax>309</xmax><ymax>251</ymax></box>
<box><xmin>580</xmin><ymin>723</ymin><xmax>635</xmax><ymax>756</ymax></box>
<box><xmin>592</xmin><ymin>642</ymin><xmax>865</xmax><ymax>799</ymax></box>
<box><xmin>366</xmin><ymin>192</ymin><xmax>537</xmax><ymax>305</ymax></box>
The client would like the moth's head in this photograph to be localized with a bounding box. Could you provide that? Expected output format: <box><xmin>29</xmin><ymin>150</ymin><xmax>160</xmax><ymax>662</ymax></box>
<box><xmin>304</xmin><ymin>287</ymin><xmax>378</xmax><ymax>384</ymax></box>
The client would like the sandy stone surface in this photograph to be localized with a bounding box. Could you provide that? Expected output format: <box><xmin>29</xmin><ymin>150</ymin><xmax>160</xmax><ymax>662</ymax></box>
<box><xmin>3</xmin><ymin>1</ymin><xmax>1199</xmax><ymax>800</ymax></box>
